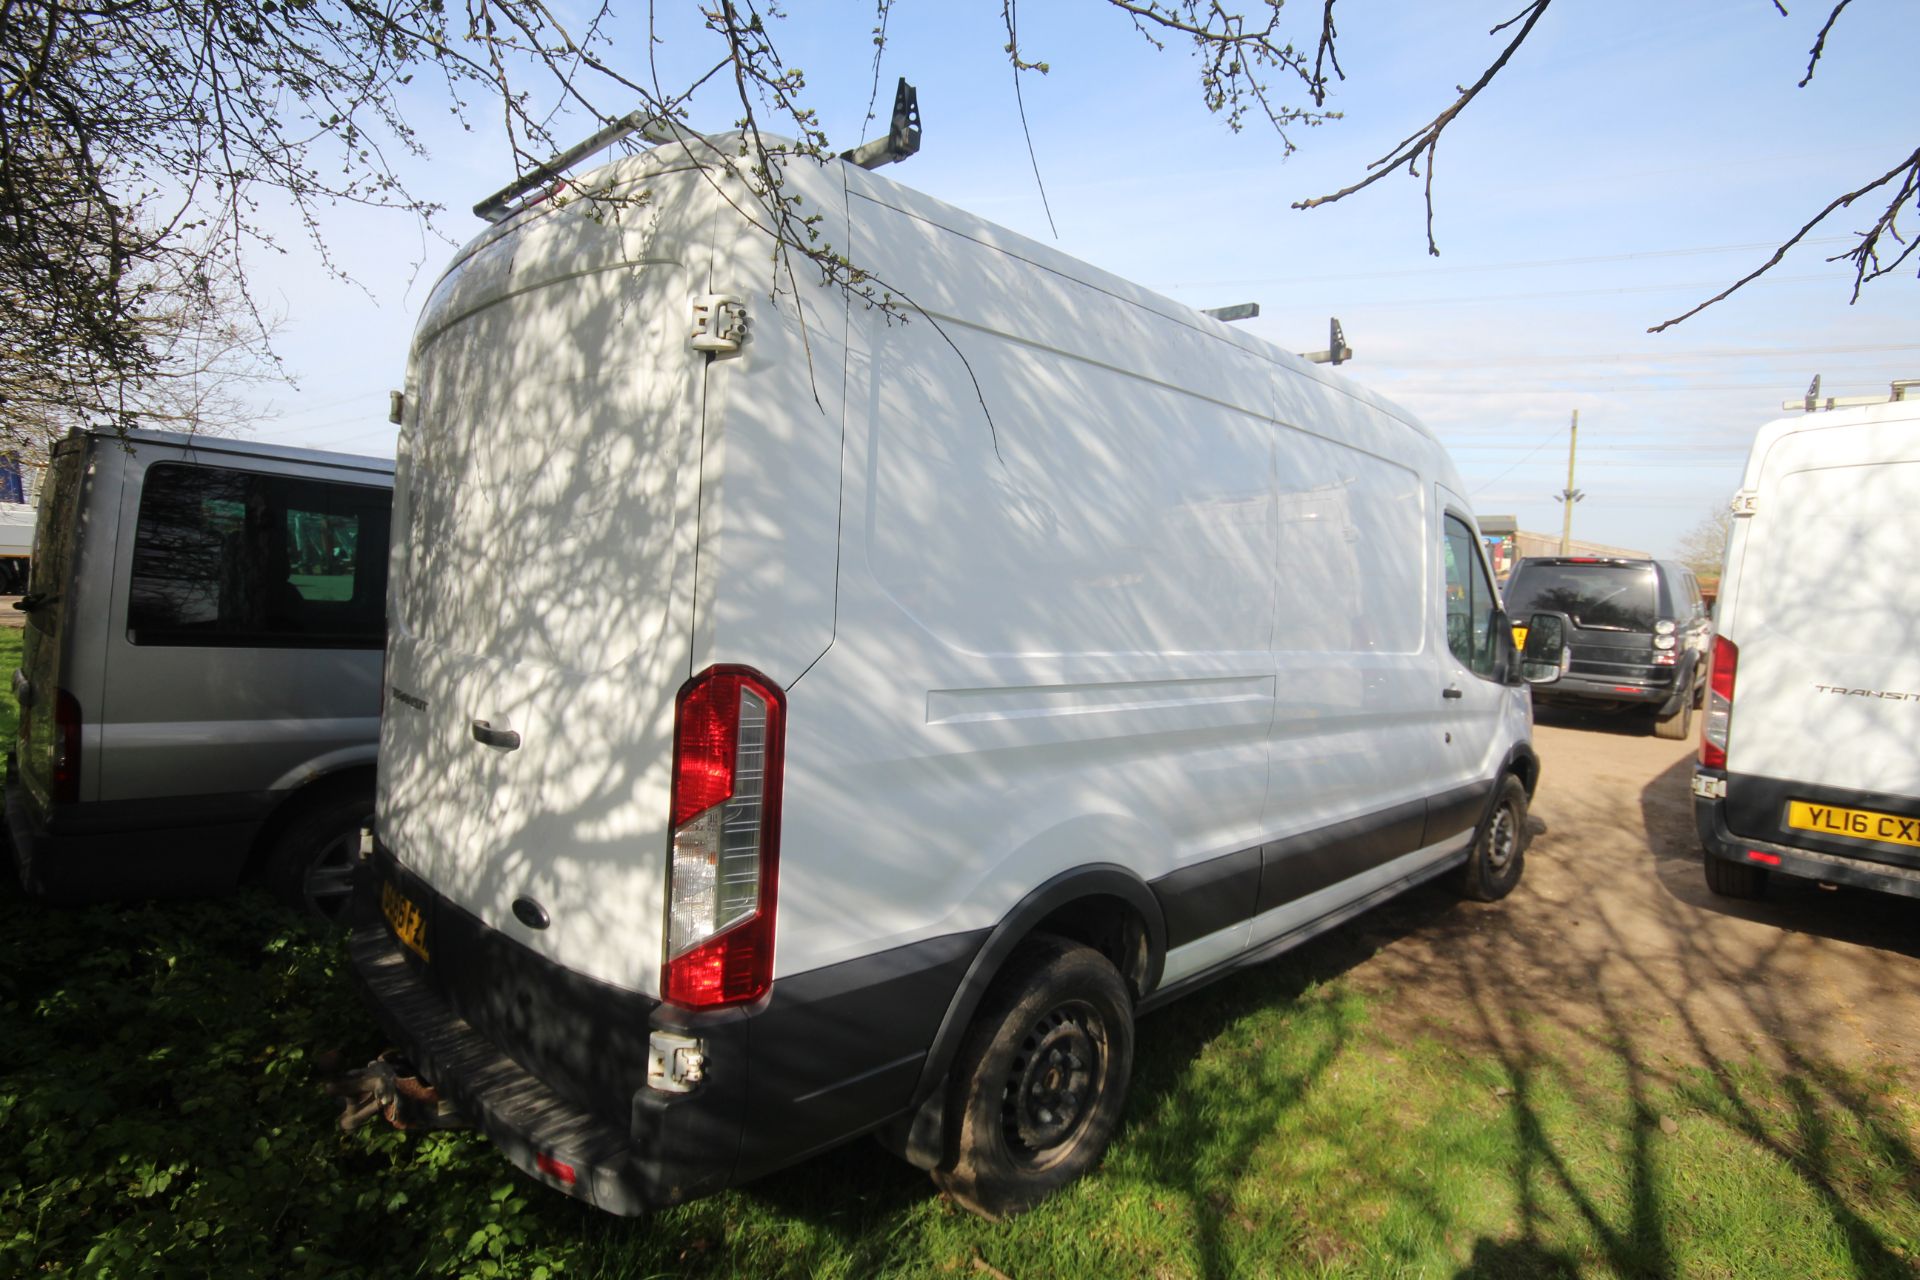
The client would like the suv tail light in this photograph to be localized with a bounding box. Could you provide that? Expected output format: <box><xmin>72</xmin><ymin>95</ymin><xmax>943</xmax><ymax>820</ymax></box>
<box><xmin>663</xmin><ymin>666</ymin><xmax>785</xmax><ymax>1009</ymax></box>
<box><xmin>51</xmin><ymin>687</ymin><xmax>82</xmax><ymax>803</ymax></box>
<box><xmin>1701</xmin><ymin>635</ymin><xmax>1737</xmax><ymax>769</ymax></box>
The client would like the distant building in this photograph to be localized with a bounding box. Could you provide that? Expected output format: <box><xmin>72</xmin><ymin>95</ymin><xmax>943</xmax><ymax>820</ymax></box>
<box><xmin>1476</xmin><ymin>514</ymin><xmax>1649</xmax><ymax>582</ymax></box>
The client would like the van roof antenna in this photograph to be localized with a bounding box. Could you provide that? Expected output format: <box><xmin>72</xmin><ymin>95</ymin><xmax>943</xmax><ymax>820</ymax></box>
<box><xmin>1302</xmin><ymin>317</ymin><xmax>1353</xmax><ymax>366</ymax></box>
<box><xmin>473</xmin><ymin>111</ymin><xmax>685</xmax><ymax>224</ymax></box>
<box><xmin>842</xmin><ymin>79</ymin><xmax>922</xmax><ymax>170</ymax></box>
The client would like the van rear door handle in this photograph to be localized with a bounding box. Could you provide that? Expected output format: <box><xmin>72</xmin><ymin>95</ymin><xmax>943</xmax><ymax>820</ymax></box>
<box><xmin>471</xmin><ymin>720</ymin><xmax>521</xmax><ymax>751</ymax></box>
<box><xmin>1442</xmin><ymin>685</ymin><xmax>1464</xmax><ymax>700</ymax></box>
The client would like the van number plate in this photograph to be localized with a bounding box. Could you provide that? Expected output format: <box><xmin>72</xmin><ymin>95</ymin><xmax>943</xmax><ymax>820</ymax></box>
<box><xmin>1786</xmin><ymin>801</ymin><xmax>1920</xmax><ymax>850</ymax></box>
<box><xmin>382</xmin><ymin>879</ymin><xmax>431</xmax><ymax>962</ymax></box>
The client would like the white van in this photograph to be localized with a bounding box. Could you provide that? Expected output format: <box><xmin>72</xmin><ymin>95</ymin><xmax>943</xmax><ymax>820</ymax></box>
<box><xmin>8</xmin><ymin>428</ymin><xmax>393</xmax><ymax>916</ymax></box>
<box><xmin>351</xmin><ymin>127</ymin><xmax>1555</xmax><ymax>1218</ymax></box>
<box><xmin>1694</xmin><ymin>392</ymin><xmax>1920</xmax><ymax>903</ymax></box>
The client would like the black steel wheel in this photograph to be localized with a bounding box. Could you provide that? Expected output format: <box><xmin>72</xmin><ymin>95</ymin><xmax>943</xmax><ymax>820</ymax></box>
<box><xmin>1458</xmin><ymin>774</ymin><xmax>1530</xmax><ymax>901</ymax></box>
<box><xmin>931</xmin><ymin>934</ymin><xmax>1134</xmax><ymax>1219</ymax></box>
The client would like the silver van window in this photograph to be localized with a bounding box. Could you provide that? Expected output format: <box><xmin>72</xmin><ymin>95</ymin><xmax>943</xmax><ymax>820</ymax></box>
<box><xmin>126</xmin><ymin>463</ymin><xmax>389</xmax><ymax>648</ymax></box>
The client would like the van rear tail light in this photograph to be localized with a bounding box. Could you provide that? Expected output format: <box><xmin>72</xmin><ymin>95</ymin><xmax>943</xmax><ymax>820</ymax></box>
<box><xmin>663</xmin><ymin>666</ymin><xmax>785</xmax><ymax>1009</ymax></box>
<box><xmin>51</xmin><ymin>688</ymin><xmax>82</xmax><ymax>804</ymax></box>
<box><xmin>1701</xmin><ymin>635</ymin><xmax>1737</xmax><ymax>769</ymax></box>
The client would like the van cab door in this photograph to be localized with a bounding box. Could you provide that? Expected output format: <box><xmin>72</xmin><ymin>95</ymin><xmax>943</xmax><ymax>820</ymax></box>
<box><xmin>1432</xmin><ymin>493</ymin><xmax>1511</xmax><ymax>839</ymax></box>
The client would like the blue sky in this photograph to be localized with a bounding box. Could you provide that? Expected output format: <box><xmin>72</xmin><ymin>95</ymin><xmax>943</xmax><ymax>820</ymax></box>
<box><xmin>238</xmin><ymin>0</ymin><xmax>1920</xmax><ymax>557</ymax></box>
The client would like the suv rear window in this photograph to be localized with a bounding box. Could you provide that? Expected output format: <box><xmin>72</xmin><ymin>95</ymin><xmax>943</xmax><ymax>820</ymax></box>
<box><xmin>1505</xmin><ymin>562</ymin><xmax>1658</xmax><ymax>632</ymax></box>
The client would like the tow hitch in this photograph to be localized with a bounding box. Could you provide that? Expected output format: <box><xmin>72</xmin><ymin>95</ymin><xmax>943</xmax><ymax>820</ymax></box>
<box><xmin>324</xmin><ymin>1050</ymin><xmax>469</xmax><ymax>1132</ymax></box>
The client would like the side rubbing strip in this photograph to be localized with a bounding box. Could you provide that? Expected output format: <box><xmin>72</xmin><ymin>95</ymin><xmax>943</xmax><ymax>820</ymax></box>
<box><xmin>1255</xmin><ymin>798</ymin><xmax>1428</xmax><ymax>916</ymax></box>
<box><xmin>1151</xmin><ymin>845</ymin><xmax>1263</xmax><ymax>949</ymax></box>
<box><xmin>1421</xmin><ymin>780</ymin><xmax>1493</xmax><ymax>848</ymax></box>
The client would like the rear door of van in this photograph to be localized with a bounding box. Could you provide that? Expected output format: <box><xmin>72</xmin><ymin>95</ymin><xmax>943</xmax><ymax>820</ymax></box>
<box><xmin>1719</xmin><ymin>414</ymin><xmax>1920</xmax><ymax>867</ymax></box>
<box><xmin>15</xmin><ymin>437</ymin><xmax>96</xmax><ymax>811</ymax></box>
<box><xmin>378</xmin><ymin>194</ymin><xmax>707</xmax><ymax>997</ymax></box>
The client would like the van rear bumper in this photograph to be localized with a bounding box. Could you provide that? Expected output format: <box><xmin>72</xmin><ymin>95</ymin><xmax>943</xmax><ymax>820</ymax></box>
<box><xmin>1694</xmin><ymin>793</ymin><xmax>1920</xmax><ymax>901</ymax></box>
<box><xmin>350</xmin><ymin>848</ymin><xmax>985</xmax><ymax>1213</ymax></box>
<box><xmin>1532</xmin><ymin>672</ymin><xmax>1681</xmax><ymax>713</ymax></box>
<box><xmin>5</xmin><ymin>780</ymin><xmax>257</xmax><ymax>901</ymax></box>
<box><xmin>348</xmin><ymin>926</ymin><xmax>677</xmax><ymax>1213</ymax></box>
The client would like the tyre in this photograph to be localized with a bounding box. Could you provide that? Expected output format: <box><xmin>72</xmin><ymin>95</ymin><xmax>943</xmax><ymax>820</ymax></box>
<box><xmin>1457</xmin><ymin>775</ymin><xmax>1529</xmax><ymax>902</ymax></box>
<box><xmin>1652</xmin><ymin>689</ymin><xmax>1693</xmax><ymax>740</ymax></box>
<box><xmin>1703</xmin><ymin>853</ymin><xmax>1768</xmax><ymax>899</ymax></box>
<box><xmin>261</xmin><ymin>790</ymin><xmax>372</xmax><ymax>923</ymax></box>
<box><xmin>930</xmin><ymin>934</ymin><xmax>1135</xmax><ymax>1219</ymax></box>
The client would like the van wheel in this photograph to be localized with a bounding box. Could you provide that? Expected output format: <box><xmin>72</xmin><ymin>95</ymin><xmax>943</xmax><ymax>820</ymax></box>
<box><xmin>1652</xmin><ymin>692</ymin><xmax>1693</xmax><ymax>741</ymax></box>
<box><xmin>1457</xmin><ymin>775</ymin><xmax>1529</xmax><ymax>902</ymax></box>
<box><xmin>1704</xmin><ymin>853</ymin><xmax>1768</xmax><ymax>899</ymax></box>
<box><xmin>931</xmin><ymin>935</ymin><xmax>1134</xmax><ymax>1220</ymax></box>
<box><xmin>262</xmin><ymin>791</ymin><xmax>372</xmax><ymax>923</ymax></box>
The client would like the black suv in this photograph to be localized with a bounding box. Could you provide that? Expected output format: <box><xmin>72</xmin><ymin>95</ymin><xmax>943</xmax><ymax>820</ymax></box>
<box><xmin>1501</xmin><ymin>557</ymin><xmax>1712</xmax><ymax>739</ymax></box>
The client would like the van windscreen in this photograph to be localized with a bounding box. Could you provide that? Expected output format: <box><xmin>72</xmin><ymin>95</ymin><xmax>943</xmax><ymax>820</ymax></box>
<box><xmin>1504</xmin><ymin>563</ymin><xmax>1657</xmax><ymax>632</ymax></box>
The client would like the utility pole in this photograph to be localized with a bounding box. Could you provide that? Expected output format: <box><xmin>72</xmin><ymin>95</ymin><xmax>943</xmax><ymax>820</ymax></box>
<box><xmin>1556</xmin><ymin>409</ymin><xmax>1584</xmax><ymax>555</ymax></box>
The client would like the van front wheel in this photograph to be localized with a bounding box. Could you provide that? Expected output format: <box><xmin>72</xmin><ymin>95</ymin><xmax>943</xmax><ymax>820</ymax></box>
<box><xmin>1457</xmin><ymin>775</ymin><xmax>1529</xmax><ymax>902</ymax></box>
<box><xmin>931</xmin><ymin>935</ymin><xmax>1134</xmax><ymax>1219</ymax></box>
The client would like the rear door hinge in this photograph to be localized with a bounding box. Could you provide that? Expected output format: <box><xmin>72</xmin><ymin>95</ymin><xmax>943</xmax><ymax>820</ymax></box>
<box><xmin>691</xmin><ymin>295</ymin><xmax>748</xmax><ymax>354</ymax></box>
<box><xmin>1730</xmin><ymin>489</ymin><xmax>1759</xmax><ymax>517</ymax></box>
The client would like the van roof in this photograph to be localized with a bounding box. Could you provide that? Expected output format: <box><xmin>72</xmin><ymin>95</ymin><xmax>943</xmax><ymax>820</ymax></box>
<box><xmin>449</xmin><ymin>130</ymin><xmax>1439</xmax><ymax>448</ymax></box>
<box><xmin>1742</xmin><ymin>398</ymin><xmax>1920</xmax><ymax>486</ymax></box>
<box><xmin>72</xmin><ymin>426</ymin><xmax>396</xmax><ymax>477</ymax></box>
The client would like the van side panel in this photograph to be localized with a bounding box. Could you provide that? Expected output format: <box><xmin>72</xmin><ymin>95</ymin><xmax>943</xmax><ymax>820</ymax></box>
<box><xmin>772</xmin><ymin>177</ymin><xmax>1460</xmax><ymax>986</ymax></box>
<box><xmin>687</xmin><ymin>159</ymin><xmax>849</xmax><ymax>687</ymax></box>
<box><xmin>96</xmin><ymin>447</ymin><xmax>385</xmax><ymax>804</ymax></box>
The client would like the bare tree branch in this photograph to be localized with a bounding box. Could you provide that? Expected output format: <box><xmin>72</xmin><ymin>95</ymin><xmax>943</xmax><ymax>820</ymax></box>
<box><xmin>1799</xmin><ymin>0</ymin><xmax>1852</xmax><ymax>87</ymax></box>
<box><xmin>1291</xmin><ymin>0</ymin><xmax>1551</xmax><ymax>256</ymax></box>
<box><xmin>1649</xmin><ymin>144</ymin><xmax>1920</xmax><ymax>333</ymax></box>
<box><xmin>1002</xmin><ymin>0</ymin><xmax>1058</xmax><ymax>239</ymax></box>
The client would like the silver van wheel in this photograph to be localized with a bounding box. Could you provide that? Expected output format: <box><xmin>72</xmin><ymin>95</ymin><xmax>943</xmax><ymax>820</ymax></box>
<box><xmin>264</xmin><ymin>791</ymin><xmax>373</xmax><ymax>923</ymax></box>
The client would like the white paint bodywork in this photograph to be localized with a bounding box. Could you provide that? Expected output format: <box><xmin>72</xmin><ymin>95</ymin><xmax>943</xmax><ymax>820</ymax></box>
<box><xmin>1715</xmin><ymin>401</ymin><xmax>1920</xmax><ymax>794</ymax></box>
<box><xmin>381</xmin><ymin>135</ymin><xmax>1530</xmax><ymax>1000</ymax></box>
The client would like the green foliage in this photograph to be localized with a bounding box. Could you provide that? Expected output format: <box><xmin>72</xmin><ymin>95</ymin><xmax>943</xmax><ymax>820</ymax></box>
<box><xmin>0</xmin><ymin>843</ymin><xmax>1912</xmax><ymax>1277</ymax></box>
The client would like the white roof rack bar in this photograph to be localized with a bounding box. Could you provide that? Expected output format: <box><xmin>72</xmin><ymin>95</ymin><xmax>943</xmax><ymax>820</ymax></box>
<box><xmin>1783</xmin><ymin>375</ymin><xmax>1918</xmax><ymax>412</ymax></box>
<box><xmin>474</xmin><ymin>111</ymin><xmax>686</xmax><ymax>224</ymax></box>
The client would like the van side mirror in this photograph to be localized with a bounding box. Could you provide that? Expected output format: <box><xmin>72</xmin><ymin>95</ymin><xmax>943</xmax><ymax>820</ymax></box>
<box><xmin>1520</xmin><ymin>611</ymin><xmax>1572</xmax><ymax>685</ymax></box>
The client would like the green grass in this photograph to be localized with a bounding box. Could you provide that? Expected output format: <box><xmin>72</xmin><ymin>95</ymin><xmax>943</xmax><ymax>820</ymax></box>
<box><xmin>1</xmin><ymin>884</ymin><xmax>1913</xmax><ymax>1280</ymax></box>
<box><xmin>0</xmin><ymin>626</ymin><xmax>21</xmax><ymax>743</ymax></box>
<box><xmin>0</xmin><ymin>629</ymin><xmax>1914</xmax><ymax>1276</ymax></box>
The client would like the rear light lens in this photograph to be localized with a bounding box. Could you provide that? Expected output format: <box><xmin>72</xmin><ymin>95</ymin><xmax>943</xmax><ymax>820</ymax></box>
<box><xmin>534</xmin><ymin>1152</ymin><xmax>577</xmax><ymax>1185</ymax></box>
<box><xmin>51</xmin><ymin>688</ymin><xmax>81</xmax><ymax>803</ymax></box>
<box><xmin>663</xmin><ymin>666</ymin><xmax>785</xmax><ymax>1009</ymax></box>
<box><xmin>1701</xmin><ymin>635</ymin><xmax>1737</xmax><ymax>769</ymax></box>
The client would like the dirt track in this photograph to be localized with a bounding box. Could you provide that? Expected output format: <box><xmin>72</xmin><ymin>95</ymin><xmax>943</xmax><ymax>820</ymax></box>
<box><xmin>1340</xmin><ymin>710</ymin><xmax>1920</xmax><ymax>1089</ymax></box>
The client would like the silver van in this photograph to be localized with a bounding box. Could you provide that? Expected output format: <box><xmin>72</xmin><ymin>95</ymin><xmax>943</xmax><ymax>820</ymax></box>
<box><xmin>7</xmin><ymin>428</ymin><xmax>393</xmax><ymax>917</ymax></box>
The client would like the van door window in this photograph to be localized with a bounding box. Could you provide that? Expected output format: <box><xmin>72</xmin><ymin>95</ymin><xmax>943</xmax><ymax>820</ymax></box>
<box><xmin>1442</xmin><ymin>514</ymin><xmax>1497</xmax><ymax>678</ymax></box>
<box><xmin>127</xmin><ymin>463</ymin><xmax>389</xmax><ymax>648</ymax></box>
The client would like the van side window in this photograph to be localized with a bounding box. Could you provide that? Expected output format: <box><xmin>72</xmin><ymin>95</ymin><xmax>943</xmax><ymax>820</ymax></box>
<box><xmin>1442</xmin><ymin>514</ymin><xmax>1497</xmax><ymax>677</ymax></box>
<box><xmin>127</xmin><ymin>463</ymin><xmax>390</xmax><ymax>648</ymax></box>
